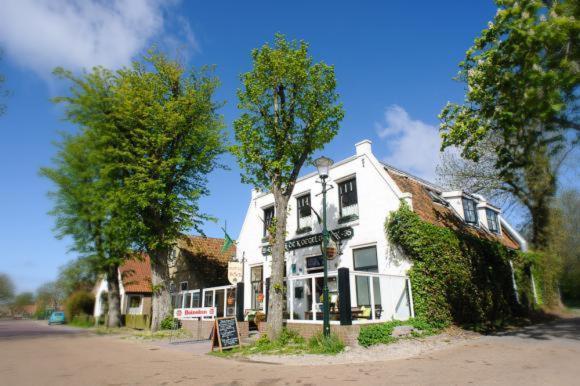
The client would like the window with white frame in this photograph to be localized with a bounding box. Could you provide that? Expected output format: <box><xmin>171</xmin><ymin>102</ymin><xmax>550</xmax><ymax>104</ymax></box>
<box><xmin>462</xmin><ymin>197</ymin><xmax>478</xmax><ymax>225</ymax></box>
<box><xmin>180</xmin><ymin>281</ymin><xmax>188</xmax><ymax>291</ymax></box>
<box><xmin>486</xmin><ymin>209</ymin><xmax>500</xmax><ymax>233</ymax></box>
<box><xmin>296</xmin><ymin>193</ymin><xmax>312</xmax><ymax>230</ymax></box>
<box><xmin>263</xmin><ymin>206</ymin><xmax>275</xmax><ymax>237</ymax></box>
<box><xmin>250</xmin><ymin>265</ymin><xmax>263</xmax><ymax>310</ymax></box>
<box><xmin>353</xmin><ymin>246</ymin><xmax>382</xmax><ymax>308</ymax></box>
<box><xmin>338</xmin><ymin>177</ymin><xmax>358</xmax><ymax>219</ymax></box>
<box><xmin>127</xmin><ymin>295</ymin><xmax>142</xmax><ymax>314</ymax></box>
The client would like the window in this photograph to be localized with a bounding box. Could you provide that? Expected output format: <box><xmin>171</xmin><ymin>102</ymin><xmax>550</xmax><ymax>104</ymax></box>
<box><xmin>296</xmin><ymin>194</ymin><xmax>312</xmax><ymax>230</ymax></box>
<box><xmin>191</xmin><ymin>292</ymin><xmax>201</xmax><ymax>308</ymax></box>
<box><xmin>263</xmin><ymin>206</ymin><xmax>275</xmax><ymax>237</ymax></box>
<box><xmin>486</xmin><ymin>209</ymin><xmax>500</xmax><ymax>233</ymax></box>
<box><xmin>338</xmin><ymin>178</ymin><xmax>358</xmax><ymax>218</ymax></box>
<box><xmin>128</xmin><ymin>296</ymin><xmax>141</xmax><ymax>308</ymax></box>
<box><xmin>250</xmin><ymin>265</ymin><xmax>263</xmax><ymax>310</ymax></box>
<box><xmin>462</xmin><ymin>197</ymin><xmax>478</xmax><ymax>225</ymax></box>
<box><xmin>306</xmin><ymin>255</ymin><xmax>324</xmax><ymax>273</ymax></box>
<box><xmin>180</xmin><ymin>281</ymin><xmax>188</xmax><ymax>291</ymax></box>
<box><xmin>353</xmin><ymin>246</ymin><xmax>378</xmax><ymax>272</ymax></box>
<box><xmin>353</xmin><ymin>246</ymin><xmax>381</xmax><ymax>308</ymax></box>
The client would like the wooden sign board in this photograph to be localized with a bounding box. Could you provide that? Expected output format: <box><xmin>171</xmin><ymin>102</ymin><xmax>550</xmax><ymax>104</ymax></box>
<box><xmin>210</xmin><ymin>317</ymin><xmax>241</xmax><ymax>351</ymax></box>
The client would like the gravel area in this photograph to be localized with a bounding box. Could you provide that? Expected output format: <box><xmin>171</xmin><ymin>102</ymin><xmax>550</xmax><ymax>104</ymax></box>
<box><xmin>246</xmin><ymin>327</ymin><xmax>481</xmax><ymax>365</ymax></box>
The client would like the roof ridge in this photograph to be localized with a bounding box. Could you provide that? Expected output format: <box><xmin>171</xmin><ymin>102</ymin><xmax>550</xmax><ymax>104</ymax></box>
<box><xmin>381</xmin><ymin>162</ymin><xmax>444</xmax><ymax>192</ymax></box>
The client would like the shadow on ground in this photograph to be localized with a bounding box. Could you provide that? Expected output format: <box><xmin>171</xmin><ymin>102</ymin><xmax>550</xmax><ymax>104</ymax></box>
<box><xmin>492</xmin><ymin>317</ymin><xmax>580</xmax><ymax>341</ymax></box>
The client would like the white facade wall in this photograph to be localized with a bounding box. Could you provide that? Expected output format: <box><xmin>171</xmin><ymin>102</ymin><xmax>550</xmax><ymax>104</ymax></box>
<box><xmin>236</xmin><ymin>140</ymin><xmax>412</xmax><ymax>315</ymax></box>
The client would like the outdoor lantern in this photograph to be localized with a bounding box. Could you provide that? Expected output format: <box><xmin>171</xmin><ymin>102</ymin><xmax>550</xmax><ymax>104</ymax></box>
<box><xmin>314</xmin><ymin>156</ymin><xmax>334</xmax><ymax>179</ymax></box>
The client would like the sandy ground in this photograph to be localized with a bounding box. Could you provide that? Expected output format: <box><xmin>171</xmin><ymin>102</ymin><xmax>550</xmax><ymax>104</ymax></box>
<box><xmin>0</xmin><ymin>317</ymin><xmax>579</xmax><ymax>385</ymax></box>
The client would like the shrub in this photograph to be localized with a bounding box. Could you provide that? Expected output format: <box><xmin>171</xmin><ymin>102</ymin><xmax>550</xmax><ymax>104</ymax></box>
<box><xmin>70</xmin><ymin>314</ymin><xmax>95</xmax><ymax>328</ymax></box>
<box><xmin>357</xmin><ymin>318</ymin><xmax>440</xmax><ymax>347</ymax></box>
<box><xmin>160</xmin><ymin>314</ymin><xmax>176</xmax><ymax>330</ymax></box>
<box><xmin>308</xmin><ymin>332</ymin><xmax>345</xmax><ymax>354</ymax></box>
<box><xmin>64</xmin><ymin>291</ymin><xmax>95</xmax><ymax>321</ymax></box>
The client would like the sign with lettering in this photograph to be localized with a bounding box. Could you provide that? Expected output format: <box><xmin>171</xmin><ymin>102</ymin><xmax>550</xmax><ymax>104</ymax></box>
<box><xmin>228</xmin><ymin>261</ymin><xmax>243</xmax><ymax>284</ymax></box>
<box><xmin>173</xmin><ymin>307</ymin><xmax>216</xmax><ymax>320</ymax></box>
<box><xmin>261</xmin><ymin>226</ymin><xmax>354</xmax><ymax>255</ymax></box>
<box><xmin>211</xmin><ymin>317</ymin><xmax>241</xmax><ymax>351</ymax></box>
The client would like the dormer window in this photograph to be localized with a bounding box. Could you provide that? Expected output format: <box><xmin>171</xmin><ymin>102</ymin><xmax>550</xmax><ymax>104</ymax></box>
<box><xmin>462</xmin><ymin>197</ymin><xmax>478</xmax><ymax>225</ymax></box>
<box><xmin>486</xmin><ymin>209</ymin><xmax>500</xmax><ymax>234</ymax></box>
<box><xmin>263</xmin><ymin>206</ymin><xmax>275</xmax><ymax>237</ymax></box>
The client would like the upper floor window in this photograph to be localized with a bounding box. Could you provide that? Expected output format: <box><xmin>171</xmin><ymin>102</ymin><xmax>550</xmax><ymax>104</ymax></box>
<box><xmin>296</xmin><ymin>193</ymin><xmax>312</xmax><ymax>230</ymax></box>
<box><xmin>263</xmin><ymin>206</ymin><xmax>275</xmax><ymax>237</ymax></box>
<box><xmin>486</xmin><ymin>209</ymin><xmax>500</xmax><ymax>234</ymax></box>
<box><xmin>338</xmin><ymin>178</ymin><xmax>358</xmax><ymax>218</ymax></box>
<box><xmin>462</xmin><ymin>198</ymin><xmax>478</xmax><ymax>225</ymax></box>
<box><xmin>180</xmin><ymin>281</ymin><xmax>188</xmax><ymax>291</ymax></box>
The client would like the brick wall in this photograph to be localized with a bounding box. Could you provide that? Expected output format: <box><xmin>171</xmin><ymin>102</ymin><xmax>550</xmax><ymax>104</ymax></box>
<box><xmin>258</xmin><ymin>322</ymin><xmax>384</xmax><ymax>347</ymax></box>
<box><xmin>181</xmin><ymin>319</ymin><xmax>249</xmax><ymax>341</ymax></box>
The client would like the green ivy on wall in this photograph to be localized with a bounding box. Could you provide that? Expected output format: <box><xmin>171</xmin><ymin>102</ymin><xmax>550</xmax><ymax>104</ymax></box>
<box><xmin>386</xmin><ymin>204</ymin><xmax>540</xmax><ymax>329</ymax></box>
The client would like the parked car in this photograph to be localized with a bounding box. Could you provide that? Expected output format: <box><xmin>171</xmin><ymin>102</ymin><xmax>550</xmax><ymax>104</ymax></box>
<box><xmin>48</xmin><ymin>311</ymin><xmax>66</xmax><ymax>325</ymax></box>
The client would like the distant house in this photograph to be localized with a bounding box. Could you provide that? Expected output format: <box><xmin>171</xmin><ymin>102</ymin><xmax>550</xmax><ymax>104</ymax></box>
<box><xmin>93</xmin><ymin>236</ymin><xmax>235</xmax><ymax>320</ymax></box>
<box><xmin>93</xmin><ymin>255</ymin><xmax>153</xmax><ymax>318</ymax></box>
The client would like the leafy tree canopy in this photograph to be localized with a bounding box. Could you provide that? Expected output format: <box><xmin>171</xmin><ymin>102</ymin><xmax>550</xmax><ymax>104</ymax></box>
<box><xmin>232</xmin><ymin>34</ymin><xmax>344</xmax><ymax>194</ymax></box>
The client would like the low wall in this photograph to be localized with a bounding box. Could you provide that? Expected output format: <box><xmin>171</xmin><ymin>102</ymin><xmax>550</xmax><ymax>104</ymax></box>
<box><xmin>258</xmin><ymin>321</ymin><xmax>381</xmax><ymax>347</ymax></box>
<box><xmin>181</xmin><ymin>319</ymin><xmax>249</xmax><ymax>341</ymax></box>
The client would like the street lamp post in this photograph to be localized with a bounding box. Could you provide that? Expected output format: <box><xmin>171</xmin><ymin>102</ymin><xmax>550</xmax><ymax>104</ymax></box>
<box><xmin>314</xmin><ymin>156</ymin><xmax>334</xmax><ymax>338</ymax></box>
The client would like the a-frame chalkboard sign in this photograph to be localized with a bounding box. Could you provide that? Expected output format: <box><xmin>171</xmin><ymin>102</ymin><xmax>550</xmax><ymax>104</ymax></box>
<box><xmin>210</xmin><ymin>317</ymin><xmax>241</xmax><ymax>351</ymax></box>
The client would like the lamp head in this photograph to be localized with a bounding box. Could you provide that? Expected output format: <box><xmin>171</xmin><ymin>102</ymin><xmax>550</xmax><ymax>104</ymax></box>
<box><xmin>314</xmin><ymin>156</ymin><xmax>334</xmax><ymax>179</ymax></box>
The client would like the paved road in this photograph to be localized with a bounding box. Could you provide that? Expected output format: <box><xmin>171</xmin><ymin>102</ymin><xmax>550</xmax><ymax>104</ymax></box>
<box><xmin>0</xmin><ymin>319</ymin><xmax>87</xmax><ymax>339</ymax></box>
<box><xmin>0</xmin><ymin>318</ymin><xmax>579</xmax><ymax>385</ymax></box>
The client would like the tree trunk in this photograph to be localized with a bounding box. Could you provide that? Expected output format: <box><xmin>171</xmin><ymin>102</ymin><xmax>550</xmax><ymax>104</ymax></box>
<box><xmin>150</xmin><ymin>248</ymin><xmax>171</xmax><ymax>332</ymax></box>
<box><xmin>106</xmin><ymin>264</ymin><xmax>122</xmax><ymax>328</ymax></box>
<box><xmin>267</xmin><ymin>191</ymin><xmax>289</xmax><ymax>339</ymax></box>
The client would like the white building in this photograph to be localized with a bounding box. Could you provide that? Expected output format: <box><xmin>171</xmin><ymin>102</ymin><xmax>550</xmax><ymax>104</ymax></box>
<box><xmin>235</xmin><ymin>140</ymin><xmax>526</xmax><ymax>325</ymax></box>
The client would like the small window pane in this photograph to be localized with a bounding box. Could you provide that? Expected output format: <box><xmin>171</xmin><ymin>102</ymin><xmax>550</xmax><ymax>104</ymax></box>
<box><xmin>191</xmin><ymin>292</ymin><xmax>201</xmax><ymax>308</ymax></box>
<box><xmin>356</xmin><ymin>276</ymin><xmax>370</xmax><ymax>306</ymax></box>
<box><xmin>462</xmin><ymin>198</ymin><xmax>478</xmax><ymax>224</ymax></box>
<box><xmin>180</xmin><ymin>281</ymin><xmax>188</xmax><ymax>291</ymax></box>
<box><xmin>264</xmin><ymin>206</ymin><xmax>275</xmax><ymax>236</ymax></box>
<box><xmin>129</xmin><ymin>296</ymin><xmax>141</xmax><ymax>308</ymax></box>
<box><xmin>486</xmin><ymin>209</ymin><xmax>499</xmax><ymax>233</ymax></box>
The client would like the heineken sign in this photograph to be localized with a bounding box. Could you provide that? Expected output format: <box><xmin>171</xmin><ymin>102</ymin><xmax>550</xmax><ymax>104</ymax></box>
<box><xmin>261</xmin><ymin>227</ymin><xmax>353</xmax><ymax>255</ymax></box>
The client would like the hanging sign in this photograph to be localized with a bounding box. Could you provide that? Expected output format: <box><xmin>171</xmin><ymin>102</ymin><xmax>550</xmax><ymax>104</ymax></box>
<box><xmin>173</xmin><ymin>307</ymin><xmax>216</xmax><ymax>320</ymax></box>
<box><xmin>262</xmin><ymin>226</ymin><xmax>353</xmax><ymax>255</ymax></box>
<box><xmin>211</xmin><ymin>317</ymin><xmax>241</xmax><ymax>351</ymax></box>
<box><xmin>228</xmin><ymin>261</ymin><xmax>243</xmax><ymax>284</ymax></box>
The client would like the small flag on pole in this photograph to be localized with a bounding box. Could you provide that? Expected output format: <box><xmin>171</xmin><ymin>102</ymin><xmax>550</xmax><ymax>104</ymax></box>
<box><xmin>221</xmin><ymin>222</ymin><xmax>235</xmax><ymax>253</ymax></box>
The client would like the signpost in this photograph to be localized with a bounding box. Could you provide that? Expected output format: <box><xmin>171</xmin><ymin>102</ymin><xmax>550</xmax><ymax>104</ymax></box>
<box><xmin>210</xmin><ymin>317</ymin><xmax>241</xmax><ymax>351</ymax></box>
<box><xmin>261</xmin><ymin>226</ymin><xmax>353</xmax><ymax>255</ymax></box>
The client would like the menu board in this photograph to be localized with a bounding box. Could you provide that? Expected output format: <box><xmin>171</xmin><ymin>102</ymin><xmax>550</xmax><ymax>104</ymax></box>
<box><xmin>211</xmin><ymin>317</ymin><xmax>241</xmax><ymax>351</ymax></box>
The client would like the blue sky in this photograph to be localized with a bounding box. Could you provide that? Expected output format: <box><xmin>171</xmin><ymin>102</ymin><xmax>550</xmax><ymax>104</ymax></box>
<box><xmin>0</xmin><ymin>1</ymin><xmax>573</xmax><ymax>293</ymax></box>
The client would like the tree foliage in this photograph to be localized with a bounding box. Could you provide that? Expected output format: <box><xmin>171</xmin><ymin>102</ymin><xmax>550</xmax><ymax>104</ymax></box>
<box><xmin>0</xmin><ymin>273</ymin><xmax>15</xmax><ymax>304</ymax></box>
<box><xmin>440</xmin><ymin>0</ymin><xmax>579</xmax><ymax>247</ymax></box>
<box><xmin>52</xmin><ymin>52</ymin><xmax>226</xmax><ymax>330</ymax></box>
<box><xmin>232</xmin><ymin>34</ymin><xmax>344</xmax><ymax>338</ymax></box>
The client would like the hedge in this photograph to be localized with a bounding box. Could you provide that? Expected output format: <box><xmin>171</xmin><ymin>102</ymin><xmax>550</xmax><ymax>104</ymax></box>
<box><xmin>386</xmin><ymin>204</ymin><xmax>541</xmax><ymax>329</ymax></box>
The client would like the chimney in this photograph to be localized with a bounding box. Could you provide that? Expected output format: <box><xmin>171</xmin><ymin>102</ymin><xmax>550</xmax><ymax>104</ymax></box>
<box><xmin>355</xmin><ymin>139</ymin><xmax>372</xmax><ymax>156</ymax></box>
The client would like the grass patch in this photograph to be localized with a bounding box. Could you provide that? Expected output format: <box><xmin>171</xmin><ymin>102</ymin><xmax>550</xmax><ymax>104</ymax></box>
<box><xmin>211</xmin><ymin>328</ymin><xmax>344</xmax><ymax>357</ymax></box>
<box><xmin>357</xmin><ymin>318</ymin><xmax>442</xmax><ymax>348</ymax></box>
<box><xmin>130</xmin><ymin>328</ymin><xmax>193</xmax><ymax>340</ymax></box>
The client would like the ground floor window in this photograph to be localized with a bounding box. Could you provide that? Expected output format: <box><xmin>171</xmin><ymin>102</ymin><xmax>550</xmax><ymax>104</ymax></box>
<box><xmin>251</xmin><ymin>265</ymin><xmax>263</xmax><ymax>310</ymax></box>
<box><xmin>127</xmin><ymin>295</ymin><xmax>142</xmax><ymax>314</ymax></box>
<box><xmin>353</xmin><ymin>246</ymin><xmax>382</xmax><ymax>308</ymax></box>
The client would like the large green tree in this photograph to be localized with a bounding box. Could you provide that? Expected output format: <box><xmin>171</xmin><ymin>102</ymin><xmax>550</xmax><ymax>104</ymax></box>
<box><xmin>54</xmin><ymin>53</ymin><xmax>226</xmax><ymax>330</ymax></box>
<box><xmin>42</xmin><ymin>131</ymin><xmax>129</xmax><ymax>327</ymax></box>
<box><xmin>440</xmin><ymin>0</ymin><xmax>579</xmax><ymax>248</ymax></box>
<box><xmin>232</xmin><ymin>34</ymin><xmax>344</xmax><ymax>338</ymax></box>
<box><xmin>0</xmin><ymin>273</ymin><xmax>15</xmax><ymax>304</ymax></box>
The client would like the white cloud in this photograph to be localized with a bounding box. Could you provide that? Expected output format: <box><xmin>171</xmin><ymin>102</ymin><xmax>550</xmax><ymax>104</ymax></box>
<box><xmin>376</xmin><ymin>105</ymin><xmax>442</xmax><ymax>182</ymax></box>
<box><xmin>0</xmin><ymin>0</ymin><xmax>195</xmax><ymax>80</ymax></box>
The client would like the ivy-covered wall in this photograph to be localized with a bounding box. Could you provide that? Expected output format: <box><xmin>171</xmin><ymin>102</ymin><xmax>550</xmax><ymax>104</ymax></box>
<box><xmin>386</xmin><ymin>205</ymin><xmax>538</xmax><ymax>328</ymax></box>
